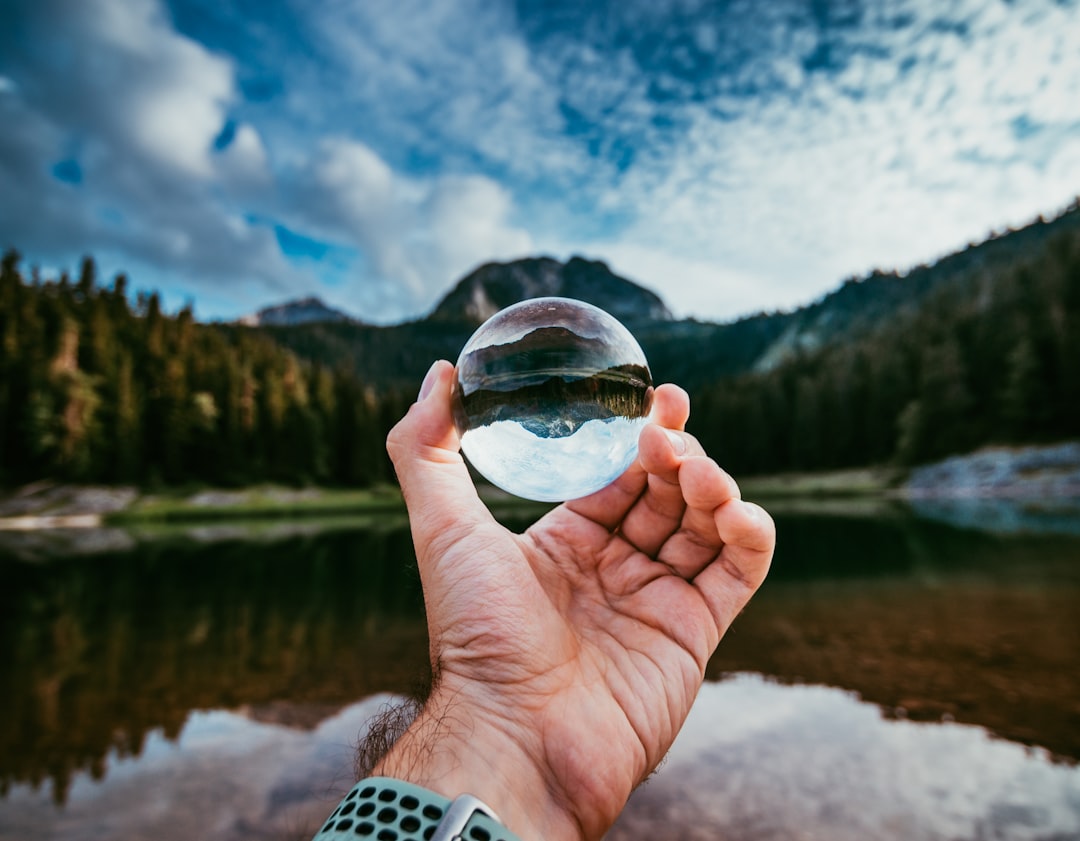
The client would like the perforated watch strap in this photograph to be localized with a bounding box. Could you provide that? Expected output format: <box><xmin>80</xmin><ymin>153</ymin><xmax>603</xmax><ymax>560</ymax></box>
<box><xmin>312</xmin><ymin>776</ymin><xmax>523</xmax><ymax>841</ymax></box>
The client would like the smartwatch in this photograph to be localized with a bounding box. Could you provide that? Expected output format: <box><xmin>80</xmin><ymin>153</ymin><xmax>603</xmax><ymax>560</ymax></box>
<box><xmin>312</xmin><ymin>776</ymin><xmax>523</xmax><ymax>841</ymax></box>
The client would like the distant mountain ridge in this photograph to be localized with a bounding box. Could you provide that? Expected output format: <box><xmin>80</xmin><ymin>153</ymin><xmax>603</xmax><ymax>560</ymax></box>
<box><xmin>250</xmin><ymin>202</ymin><xmax>1080</xmax><ymax>394</ymax></box>
<box><xmin>239</xmin><ymin>296</ymin><xmax>355</xmax><ymax>327</ymax></box>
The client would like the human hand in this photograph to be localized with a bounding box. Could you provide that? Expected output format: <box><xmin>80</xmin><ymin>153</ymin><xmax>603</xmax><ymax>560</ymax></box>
<box><xmin>377</xmin><ymin>360</ymin><xmax>775</xmax><ymax>841</ymax></box>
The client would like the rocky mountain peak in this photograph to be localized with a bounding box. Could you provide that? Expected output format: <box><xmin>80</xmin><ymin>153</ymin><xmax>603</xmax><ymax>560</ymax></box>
<box><xmin>427</xmin><ymin>256</ymin><xmax>673</xmax><ymax>325</ymax></box>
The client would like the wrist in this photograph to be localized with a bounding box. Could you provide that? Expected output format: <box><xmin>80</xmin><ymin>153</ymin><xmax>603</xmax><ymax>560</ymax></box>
<box><xmin>371</xmin><ymin>684</ymin><xmax>585</xmax><ymax>841</ymax></box>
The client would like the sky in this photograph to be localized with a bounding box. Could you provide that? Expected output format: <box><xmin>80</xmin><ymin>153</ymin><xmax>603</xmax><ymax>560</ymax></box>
<box><xmin>1</xmin><ymin>0</ymin><xmax>1078</xmax><ymax>325</ymax></box>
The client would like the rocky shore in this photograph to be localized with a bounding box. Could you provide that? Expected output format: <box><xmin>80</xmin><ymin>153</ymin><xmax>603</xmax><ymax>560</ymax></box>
<box><xmin>901</xmin><ymin>441</ymin><xmax>1080</xmax><ymax>498</ymax></box>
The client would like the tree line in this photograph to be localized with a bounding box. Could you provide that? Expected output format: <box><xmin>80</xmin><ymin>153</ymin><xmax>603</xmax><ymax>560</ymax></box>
<box><xmin>2</xmin><ymin>219</ymin><xmax>1078</xmax><ymax>489</ymax></box>
<box><xmin>0</xmin><ymin>251</ymin><xmax>409</xmax><ymax>487</ymax></box>
<box><xmin>687</xmin><ymin>225</ymin><xmax>1080</xmax><ymax>475</ymax></box>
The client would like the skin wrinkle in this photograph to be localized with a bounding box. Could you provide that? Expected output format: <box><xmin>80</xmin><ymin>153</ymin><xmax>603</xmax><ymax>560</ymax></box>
<box><xmin>626</xmin><ymin>573</ymin><xmax>716</xmax><ymax>662</ymax></box>
<box><xmin>612</xmin><ymin>475</ymin><xmax>686</xmax><ymax>557</ymax></box>
<box><xmin>544</xmin><ymin>500</ymin><xmax>721</xmax><ymax>669</ymax></box>
<box><xmin>592</xmin><ymin>538</ymin><xmax>632</xmax><ymax>584</ymax></box>
<box><xmin>419</xmin><ymin>512</ymin><xmax>490</xmax><ymax>570</ymax></box>
<box><xmin>538</xmin><ymin>652</ymin><xmax>644</xmax><ymax>830</ymax></box>
<box><xmin>711</xmin><ymin>550</ymin><xmax>754</xmax><ymax>589</ymax></box>
<box><xmin>452</xmin><ymin>654</ymin><xmax>626</xmax><ymax>836</ymax></box>
<box><xmin>542</xmin><ymin>502</ymin><xmax>712</xmax><ymax>600</ymax></box>
<box><xmin>692</xmin><ymin>564</ymin><xmax>757</xmax><ymax>640</ymax></box>
<box><xmin>658</xmin><ymin>527</ymin><xmax>721</xmax><ymax>564</ymax></box>
<box><xmin>540</xmin><ymin>562</ymin><xmax>702</xmax><ymax>778</ymax></box>
<box><xmin>635</xmin><ymin>471</ymin><xmax>687</xmax><ymax>521</ymax></box>
<box><xmin>627</xmin><ymin>642</ymin><xmax>695</xmax><ymax>748</ymax></box>
<box><xmin>598</xmin><ymin>580</ymin><xmax>707</xmax><ymax>683</ymax></box>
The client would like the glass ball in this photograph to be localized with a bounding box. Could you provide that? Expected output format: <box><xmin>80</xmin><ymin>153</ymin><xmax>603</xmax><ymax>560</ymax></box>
<box><xmin>452</xmin><ymin>297</ymin><xmax>654</xmax><ymax>502</ymax></box>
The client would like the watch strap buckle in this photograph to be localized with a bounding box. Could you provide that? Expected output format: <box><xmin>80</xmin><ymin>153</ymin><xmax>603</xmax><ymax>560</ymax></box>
<box><xmin>431</xmin><ymin>793</ymin><xmax>501</xmax><ymax>841</ymax></box>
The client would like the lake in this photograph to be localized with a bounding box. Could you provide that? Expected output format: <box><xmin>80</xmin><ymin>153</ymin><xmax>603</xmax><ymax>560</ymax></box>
<box><xmin>1</xmin><ymin>498</ymin><xmax>1078</xmax><ymax>841</ymax></box>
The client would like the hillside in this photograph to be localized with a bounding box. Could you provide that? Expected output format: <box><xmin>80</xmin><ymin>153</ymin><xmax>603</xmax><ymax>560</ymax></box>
<box><xmin>254</xmin><ymin>202</ymin><xmax>1080</xmax><ymax>476</ymax></box>
<box><xmin>259</xmin><ymin>203</ymin><xmax>1080</xmax><ymax>394</ymax></box>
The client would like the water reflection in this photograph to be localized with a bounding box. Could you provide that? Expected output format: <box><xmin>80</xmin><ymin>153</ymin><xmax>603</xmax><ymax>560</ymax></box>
<box><xmin>611</xmin><ymin>676</ymin><xmax>1080</xmax><ymax>841</ymax></box>
<box><xmin>2</xmin><ymin>679</ymin><xmax>1077</xmax><ymax>841</ymax></box>
<box><xmin>1</xmin><ymin>502</ymin><xmax>1079</xmax><ymax>838</ymax></box>
<box><xmin>0</xmin><ymin>525</ymin><xmax>431</xmax><ymax>804</ymax></box>
<box><xmin>708</xmin><ymin>508</ymin><xmax>1080</xmax><ymax>760</ymax></box>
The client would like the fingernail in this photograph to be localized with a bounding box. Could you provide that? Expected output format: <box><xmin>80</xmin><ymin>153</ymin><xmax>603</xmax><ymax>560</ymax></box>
<box><xmin>664</xmin><ymin>429</ymin><xmax>687</xmax><ymax>455</ymax></box>
<box><xmin>418</xmin><ymin>362</ymin><xmax>441</xmax><ymax>401</ymax></box>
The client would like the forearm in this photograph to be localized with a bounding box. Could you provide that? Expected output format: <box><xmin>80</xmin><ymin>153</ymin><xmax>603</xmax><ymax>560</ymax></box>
<box><xmin>371</xmin><ymin>686</ymin><xmax>586</xmax><ymax>841</ymax></box>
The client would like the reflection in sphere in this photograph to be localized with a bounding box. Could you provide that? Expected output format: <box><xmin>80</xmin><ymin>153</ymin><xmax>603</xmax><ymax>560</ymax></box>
<box><xmin>452</xmin><ymin>297</ymin><xmax>654</xmax><ymax>502</ymax></box>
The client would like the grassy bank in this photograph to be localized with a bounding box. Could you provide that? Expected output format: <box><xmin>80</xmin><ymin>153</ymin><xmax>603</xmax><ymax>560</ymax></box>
<box><xmin>739</xmin><ymin>466</ymin><xmax>904</xmax><ymax>500</ymax></box>
<box><xmin>3</xmin><ymin>467</ymin><xmax>896</xmax><ymax>531</ymax></box>
<box><xmin>106</xmin><ymin>484</ymin><xmax>407</xmax><ymax>525</ymax></box>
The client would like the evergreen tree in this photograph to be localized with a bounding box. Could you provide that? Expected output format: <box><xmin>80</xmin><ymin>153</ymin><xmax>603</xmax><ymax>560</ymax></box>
<box><xmin>0</xmin><ymin>250</ymin><xmax>399</xmax><ymax>488</ymax></box>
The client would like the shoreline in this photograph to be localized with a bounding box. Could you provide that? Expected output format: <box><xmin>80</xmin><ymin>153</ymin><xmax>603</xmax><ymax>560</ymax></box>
<box><xmin>1</xmin><ymin>440</ymin><xmax>1078</xmax><ymax>532</ymax></box>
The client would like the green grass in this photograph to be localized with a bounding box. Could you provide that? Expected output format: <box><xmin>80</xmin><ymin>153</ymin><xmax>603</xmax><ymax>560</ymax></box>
<box><xmin>105</xmin><ymin>484</ymin><xmax>407</xmax><ymax>524</ymax></box>
<box><xmin>739</xmin><ymin>466</ymin><xmax>904</xmax><ymax>499</ymax></box>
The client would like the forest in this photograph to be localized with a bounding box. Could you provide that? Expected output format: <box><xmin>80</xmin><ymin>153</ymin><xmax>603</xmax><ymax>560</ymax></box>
<box><xmin>0</xmin><ymin>251</ymin><xmax>409</xmax><ymax>487</ymax></box>
<box><xmin>689</xmin><ymin>223</ymin><xmax>1080</xmax><ymax>475</ymax></box>
<box><xmin>0</xmin><ymin>210</ymin><xmax>1077</xmax><ymax>488</ymax></box>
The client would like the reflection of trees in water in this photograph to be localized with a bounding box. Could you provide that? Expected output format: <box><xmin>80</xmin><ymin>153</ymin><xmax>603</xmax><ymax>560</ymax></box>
<box><xmin>0</xmin><ymin>529</ymin><xmax>429</xmax><ymax>804</ymax></box>
<box><xmin>458</xmin><ymin>364</ymin><xmax>651</xmax><ymax>437</ymax></box>
<box><xmin>707</xmin><ymin>513</ymin><xmax>1080</xmax><ymax>764</ymax></box>
<box><xmin>3</xmin><ymin>511</ymin><xmax>1079</xmax><ymax>804</ymax></box>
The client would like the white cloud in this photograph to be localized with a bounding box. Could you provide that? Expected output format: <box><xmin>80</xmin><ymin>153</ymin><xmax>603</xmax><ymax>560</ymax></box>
<box><xmin>426</xmin><ymin>175</ymin><xmax>534</xmax><ymax>282</ymax></box>
<box><xmin>298</xmin><ymin>0</ymin><xmax>585</xmax><ymax>184</ymax></box>
<box><xmin>3</xmin><ymin>0</ymin><xmax>1079</xmax><ymax>323</ymax></box>
<box><xmin>21</xmin><ymin>0</ymin><xmax>236</xmax><ymax>179</ymax></box>
<box><xmin>217</xmin><ymin>123</ymin><xmax>270</xmax><ymax>184</ymax></box>
<box><xmin>313</xmin><ymin>139</ymin><xmax>397</xmax><ymax>226</ymax></box>
<box><xmin>564</xmin><ymin>0</ymin><xmax>1080</xmax><ymax>321</ymax></box>
<box><xmin>0</xmin><ymin>0</ymin><xmax>312</xmax><ymax>310</ymax></box>
<box><xmin>591</xmin><ymin>243</ymin><xmax>762</xmax><ymax>321</ymax></box>
<box><xmin>286</xmin><ymin>138</ymin><xmax>533</xmax><ymax>321</ymax></box>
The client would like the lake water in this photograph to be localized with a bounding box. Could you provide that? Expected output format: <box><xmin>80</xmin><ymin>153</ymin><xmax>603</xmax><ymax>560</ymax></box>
<box><xmin>1</xmin><ymin>499</ymin><xmax>1078</xmax><ymax>841</ymax></box>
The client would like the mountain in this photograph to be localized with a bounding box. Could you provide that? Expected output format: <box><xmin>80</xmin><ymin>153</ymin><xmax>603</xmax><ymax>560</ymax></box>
<box><xmin>427</xmin><ymin>256</ymin><xmax>673</xmax><ymax>325</ymax></box>
<box><xmin>238</xmin><ymin>296</ymin><xmax>355</xmax><ymax>327</ymax></box>
<box><xmin>743</xmin><ymin>206</ymin><xmax>1080</xmax><ymax>373</ymax></box>
<box><xmin>250</xmin><ymin>202</ymin><xmax>1080</xmax><ymax>395</ymax></box>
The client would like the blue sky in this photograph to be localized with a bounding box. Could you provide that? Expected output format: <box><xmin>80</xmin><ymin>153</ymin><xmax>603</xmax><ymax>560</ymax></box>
<box><xmin>1</xmin><ymin>0</ymin><xmax>1078</xmax><ymax>324</ymax></box>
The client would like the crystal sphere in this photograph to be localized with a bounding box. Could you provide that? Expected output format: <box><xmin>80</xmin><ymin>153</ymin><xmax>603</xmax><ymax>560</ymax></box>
<box><xmin>452</xmin><ymin>297</ymin><xmax>654</xmax><ymax>502</ymax></box>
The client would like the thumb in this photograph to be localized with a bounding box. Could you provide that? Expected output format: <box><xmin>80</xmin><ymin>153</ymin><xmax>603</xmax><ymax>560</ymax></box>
<box><xmin>386</xmin><ymin>360</ymin><xmax>496</xmax><ymax>558</ymax></box>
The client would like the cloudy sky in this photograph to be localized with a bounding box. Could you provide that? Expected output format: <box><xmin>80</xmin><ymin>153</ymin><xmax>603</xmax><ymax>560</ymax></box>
<box><xmin>1</xmin><ymin>0</ymin><xmax>1078</xmax><ymax>324</ymax></box>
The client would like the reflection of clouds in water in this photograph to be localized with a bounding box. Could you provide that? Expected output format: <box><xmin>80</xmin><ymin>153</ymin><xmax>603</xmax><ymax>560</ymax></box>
<box><xmin>461</xmin><ymin>416</ymin><xmax>645</xmax><ymax>501</ymax></box>
<box><xmin>0</xmin><ymin>696</ymin><xmax>394</xmax><ymax>841</ymax></box>
<box><xmin>2</xmin><ymin>681</ymin><xmax>1078</xmax><ymax>841</ymax></box>
<box><xmin>906</xmin><ymin>497</ymin><xmax>1080</xmax><ymax>537</ymax></box>
<box><xmin>611</xmin><ymin>674</ymin><xmax>1080</xmax><ymax>841</ymax></box>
